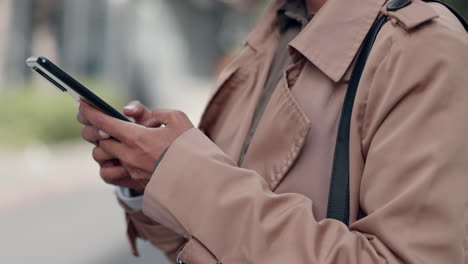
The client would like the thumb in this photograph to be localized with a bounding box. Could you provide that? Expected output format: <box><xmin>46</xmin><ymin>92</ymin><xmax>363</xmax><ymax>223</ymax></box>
<box><xmin>123</xmin><ymin>101</ymin><xmax>151</xmax><ymax>124</ymax></box>
<box><xmin>149</xmin><ymin>109</ymin><xmax>190</xmax><ymax>128</ymax></box>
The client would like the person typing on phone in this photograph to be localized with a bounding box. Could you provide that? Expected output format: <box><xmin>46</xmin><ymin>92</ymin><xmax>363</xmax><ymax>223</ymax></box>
<box><xmin>77</xmin><ymin>101</ymin><xmax>190</xmax><ymax>260</ymax></box>
<box><xmin>78</xmin><ymin>0</ymin><xmax>468</xmax><ymax>263</ymax></box>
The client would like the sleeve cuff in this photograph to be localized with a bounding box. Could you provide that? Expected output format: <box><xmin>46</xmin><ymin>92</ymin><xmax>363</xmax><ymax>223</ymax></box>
<box><xmin>115</xmin><ymin>187</ymin><xmax>144</xmax><ymax>211</ymax></box>
<box><xmin>142</xmin><ymin>128</ymin><xmax>219</xmax><ymax>238</ymax></box>
<box><xmin>114</xmin><ymin>145</ymin><xmax>169</xmax><ymax>212</ymax></box>
<box><xmin>153</xmin><ymin>146</ymin><xmax>170</xmax><ymax>174</ymax></box>
<box><xmin>141</xmin><ymin>127</ymin><xmax>242</xmax><ymax>240</ymax></box>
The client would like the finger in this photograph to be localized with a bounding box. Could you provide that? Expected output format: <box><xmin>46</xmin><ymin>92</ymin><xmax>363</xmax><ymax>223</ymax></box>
<box><xmin>99</xmin><ymin>139</ymin><xmax>130</xmax><ymax>164</ymax></box>
<box><xmin>82</xmin><ymin>126</ymin><xmax>101</xmax><ymax>144</ymax></box>
<box><xmin>77</xmin><ymin>111</ymin><xmax>91</xmax><ymax>125</ymax></box>
<box><xmin>77</xmin><ymin>101</ymin><xmax>91</xmax><ymax>125</ymax></box>
<box><xmin>150</xmin><ymin>109</ymin><xmax>190</xmax><ymax>127</ymax></box>
<box><xmin>144</xmin><ymin>109</ymin><xmax>178</xmax><ymax>127</ymax></box>
<box><xmin>148</xmin><ymin>109</ymin><xmax>172</xmax><ymax>125</ymax></box>
<box><xmin>93</xmin><ymin>146</ymin><xmax>116</xmax><ymax>164</ymax></box>
<box><xmin>143</xmin><ymin>119</ymin><xmax>164</xmax><ymax>128</ymax></box>
<box><xmin>98</xmin><ymin>130</ymin><xmax>111</xmax><ymax>140</ymax></box>
<box><xmin>100</xmin><ymin>165</ymin><xmax>128</xmax><ymax>183</ymax></box>
<box><xmin>100</xmin><ymin>165</ymin><xmax>144</xmax><ymax>191</ymax></box>
<box><xmin>79</xmin><ymin>101</ymin><xmax>140</xmax><ymax>142</ymax></box>
<box><xmin>123</xmin><ymin>101</ymin><xmax>152</xmax><ymax>123</ymax></box>
<box><xmin>101</xmin><ymin>159</ymin><xmax>120</xmax><ymax>168</ymax></box>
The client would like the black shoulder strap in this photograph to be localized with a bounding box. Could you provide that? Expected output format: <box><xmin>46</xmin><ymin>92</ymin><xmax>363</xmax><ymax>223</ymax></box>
<box><xmin>326</xmin><ymin>2</ymin><xmax>468</xmax><ymax>226</ymax></box>
<box><xmin>325</xmin><ymin>15</ymin><xmax>387</xmax><ymax>225</ymax></box>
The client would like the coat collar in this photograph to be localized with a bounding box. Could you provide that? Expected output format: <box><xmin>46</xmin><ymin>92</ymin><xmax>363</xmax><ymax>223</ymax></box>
<box><xmin>246</xmin><ymin>0</ymin><xmax>388</xmax><ymax>83</ymax></box>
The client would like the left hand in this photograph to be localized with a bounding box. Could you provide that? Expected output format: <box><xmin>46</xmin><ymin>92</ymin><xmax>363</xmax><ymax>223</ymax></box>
<box><xmin>78</xmin><ymin>100</ymin><xmax>194</xmax><ymax>187</ymax></box>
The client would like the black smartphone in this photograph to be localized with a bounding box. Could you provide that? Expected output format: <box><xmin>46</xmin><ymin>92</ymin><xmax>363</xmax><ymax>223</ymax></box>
<box><xmin>26</xmin><ymin>56</ymin><xmax>130</xmax><ymax>122</ymax></box>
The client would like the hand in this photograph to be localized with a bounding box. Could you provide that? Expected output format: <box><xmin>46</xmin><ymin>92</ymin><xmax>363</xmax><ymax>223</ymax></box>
<box><xmin>78</xmin><ymin>100</ymin><xmax>194</xmax><ymax>187</ymax></box>
<box><xmin>77</xmin><ymin>101</ymin><xmax>156</xmax><ymax>192</ymax></box>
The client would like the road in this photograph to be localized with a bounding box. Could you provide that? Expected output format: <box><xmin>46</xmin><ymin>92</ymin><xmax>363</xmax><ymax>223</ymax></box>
<box><xmin>0</xmin><ymin>187</ymin><xmax>171</xmax><ymax>264</ymax></box>
<box><xmin>0</xmin><ymin>141</ymin><xmax>176</xmax><ymax>263</ymax></box>
<box><xmin>0</xmin><ymin>141</ymin><xmax>172</xmax><ymax>263</ymax></box>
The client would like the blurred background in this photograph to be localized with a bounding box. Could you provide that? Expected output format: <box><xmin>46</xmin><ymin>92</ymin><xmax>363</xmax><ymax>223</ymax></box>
<box><xmin>0</xmin><ymin>0</ymin><xmax>466</xmax><ymax>263</ymax></box>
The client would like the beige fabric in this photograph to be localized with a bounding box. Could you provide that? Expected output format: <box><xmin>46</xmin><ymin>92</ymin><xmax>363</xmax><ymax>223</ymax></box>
<box><xmin>238</xmin><ymin>0</ymin><xmax>308</xmax><ymax>166</ymax></box>
<box><xmin>118</xmin><ymin>200</ymin><xmax>186</xmax><ymax>262</ymax></box>
<box><xmin>128</xmin><ymin>0</ymin><xmax>468</xmax><ymax>263</ymax></box>
<box><xmin>383</xmin><ymin>0</ymin><xmax>439</xmax><ymax>30</ymax></box>
<box><xmin>177</xmin><ymin>238</ymin><xmax>218</xmax><ymax>264</ymax></box>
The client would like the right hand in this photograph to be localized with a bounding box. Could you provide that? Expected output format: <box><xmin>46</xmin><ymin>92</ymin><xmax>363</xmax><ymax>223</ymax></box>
<box><xmin>77</xmin><ymin>100</ymin><xmax>154</xmax><ymax>192</ymax></box>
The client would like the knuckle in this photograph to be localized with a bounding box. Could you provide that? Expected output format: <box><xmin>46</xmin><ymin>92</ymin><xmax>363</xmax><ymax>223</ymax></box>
<box><xmin>99</xmin><ymin>139</ymin><xmax>108</xmax><ymax>147</ymax></box>
<box><xmin>125</xmin><ymin>154</ymin><xmax>140</xmax><ymax>169</ymax></box>
<box><xmin>100</xmin><ymin>169</ymin><xmax>113</xmax><ymax>184</ymax></box>
<box><xmin>77</xmin><ymin>113</ymin><xmax>87</xmax><ymax>124</ymax></box>
<box><xmin>128</xmin><ymin>100</ymin><xmax>144</xmax><ymax>112</ymax></box>
<box><xmin>81</xmin><ymin>126</ymin><xmax>91</xmax><ymax>140</ymax></box>
<box><xmin>92</xmin><ymin>147</ymin><xmax>103</xmax><ymax>161</ymax></box>
<box><xmin>120</xmin><ymin>153</ymin><xmax>133</xmax><ymax>165</ymax></box>
<box><xmin>133</xmin><ymin>130</ymin><xmax>145</xmax><ymax>143</ymax></box>
<box><xmin>81</xmin><ymin>127</ymin><xmax>87</xmax><ymax>138</ymax></box>
<box><xmin>84</xmin><ymin>126</ymin><xmax>99</xmax><ymax>143</ymax></box>
<box><xmin>98</xmin><ymin>141</ymin><xmax>110</xmax><ymax>154</ymax></box>
<box><xmin>93</xmin><ymin>116</ymin><xmax>104</xmax><ymax>128</ymax></box>
<box><xmin>99</xmin><ymin>140</ymin><xmax>113</xmax><ymax>155</ymax></box>
<box><xmin>173</xmin><ymin>110</ymin><xmax>184</xmax><ymax>117</ymax></box>
<box><xmin>126</xmin><ymin>130</ymin><xmax>137</xmax><ymax>141</ymax></box>
<box><xmin>172</xmin><ymin>110</ymin><xmax>187</xmax><ymax>121</ymax></box>
<box><xmin>133</xmin><ymin>101</ymin><xmax>143</xmax><ymax>109</ymax></box>
<box><xmin>129</xmin><ymin>100</ymin><xmax>141</xmax><ymax>106</ymax></box>
<box><xmin>129</xmin><ymin>129</ymin><xmax>146</xmax><ymax>147</ymax></box>
<box><xmin>165</xmin><ymin>110</ymin><xmax>179</xmax><ymax>122</ymax></box>
<box><xmin>127</xmin><ymin>155</ymin><xmax>138</xmax><ymax>168</ymax></box>
<box><xmin>102</xmin><ymin>176</ymin><xmax>114</xmax><ymax>185</ymax></box>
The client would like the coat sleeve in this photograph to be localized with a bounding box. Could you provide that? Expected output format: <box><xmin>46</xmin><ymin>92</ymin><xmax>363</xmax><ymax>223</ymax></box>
<box><xmin>118</xmin><ymin>200</ymin><xmax>186</xmax><ymax>262</ymax></box>
<box><xmin>141</xmin><ymin>25</ymin><xmax>468</xmax><ymax>263</ymax></box>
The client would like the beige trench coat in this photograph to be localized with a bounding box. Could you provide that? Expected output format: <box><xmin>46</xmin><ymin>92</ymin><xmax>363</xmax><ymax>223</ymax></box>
<box><xmin>121</xmin><ymin>0</ymin><xmax>468</xmax><ymax>263</ymax></box>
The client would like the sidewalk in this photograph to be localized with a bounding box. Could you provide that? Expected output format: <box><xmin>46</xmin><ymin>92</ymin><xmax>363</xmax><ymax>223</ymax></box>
<box><xmin>0</xmin><ymin>141</ymin><xmax>102</xmax><ymax>215</ymax></box>
<box><xmin>0</xmin><ymin>187</ymin><xmax>171</xmax><ymax>264</ymax></box>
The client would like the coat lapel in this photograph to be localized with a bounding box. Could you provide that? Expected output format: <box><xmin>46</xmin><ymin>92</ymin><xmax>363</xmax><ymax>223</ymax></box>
<box><xmin>241</xmin><ymin>76</ymin><xmax>311</xmax><ymax>190</ymax></box>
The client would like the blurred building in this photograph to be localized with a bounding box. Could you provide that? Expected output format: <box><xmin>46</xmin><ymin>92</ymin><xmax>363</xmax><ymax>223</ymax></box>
<box><xmin>3</xmin><ymin>0</ymin><xmax>464</xmax><ymax>104</ymax></box>
<box><xmin>0</xmin><ymin>0</ymin><xmax>11</xmax><ymax>86</ymax></box>
<box><xmin>0</xmin><ymin>0</ymin><xmax>256</xmax><ymax>106</ymax></box>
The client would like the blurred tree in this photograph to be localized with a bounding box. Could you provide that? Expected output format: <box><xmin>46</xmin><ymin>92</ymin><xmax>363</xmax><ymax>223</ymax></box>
<box><xmin>4</xmin><ymin>0</ymin><xmax>34</xmax><ymax>85</ymax></box>
<box><xmin>0</xmin><ymin>0</ymin><xmax>465</xmax><ymax>93</ymax></box>
<box><xmin>30</xmin><ymin>0</ymin><xmax>61</xmax><ymax>65</ymax></box>
<box><xmin>59</xmin><ymin>0</ymin><xmax>107</xmax><ymax>77</ymax></box>
<box><xmin>165</xmin><ymin>0</ymin><xmax>256</xmax><ymax>77</ymax></box>
<box><xmin>451</xmin><ymin>0</ymin><xmax>468</xmax><ymax>18</ymax></box>
<box><xmin>165</xmin><ymin>0</ymin><xmax>231</xmax><ymax>77</ymax></box>
<box><xmin>0</xmin><ymin>0</ymin><xmax>12</xmax><ymax>88</ymax></box>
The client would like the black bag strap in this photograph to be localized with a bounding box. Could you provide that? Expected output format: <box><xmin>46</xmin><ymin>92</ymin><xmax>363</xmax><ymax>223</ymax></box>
<box><xmin>326</xmin><ymin>15</ymin><xmax>388</xmax><ymax>225</ymax></box>
<box><xmin>326</xmin><ymin>1</ymin><xmax>468</xmax><ymax>226</ymax></box>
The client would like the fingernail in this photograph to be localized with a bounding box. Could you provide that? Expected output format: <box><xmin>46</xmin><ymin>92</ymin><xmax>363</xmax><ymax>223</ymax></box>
<box><xmin>76</xmin><ymin>101</ymin><xmax>80</xmax><ymax>109</ymax></box>
<box><xmin>99</xmin><ymin>130</ymin><xmax>110</xmax><ymax>139</ymax></box>
<box><xmin>124</xmin><ymin>105</ymin><xmax>136</xmax><ymax>111</ymax></box>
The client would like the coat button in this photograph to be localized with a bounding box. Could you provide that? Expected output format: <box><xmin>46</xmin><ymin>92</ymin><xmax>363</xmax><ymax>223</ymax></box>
<box><xmin>387</xmin><ymin>0</ymin><xmax>412</xmax><ymax>11</ymax></box>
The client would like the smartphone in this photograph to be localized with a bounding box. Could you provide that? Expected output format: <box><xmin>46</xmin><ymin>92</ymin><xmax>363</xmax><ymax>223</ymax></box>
<box><xmin>26</xmin><ymin>56</ymin><xmax>130</xmax><ymax>122</ymax></box>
